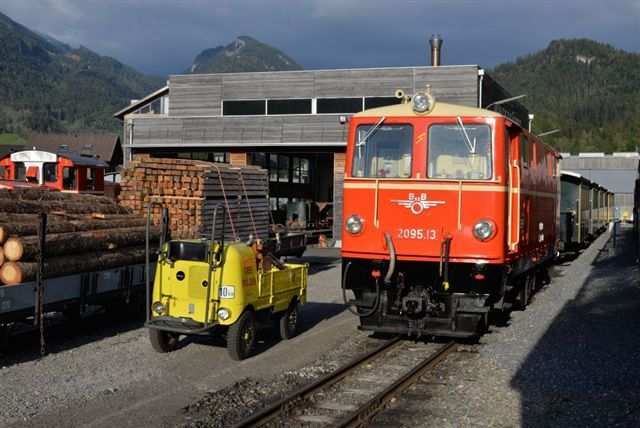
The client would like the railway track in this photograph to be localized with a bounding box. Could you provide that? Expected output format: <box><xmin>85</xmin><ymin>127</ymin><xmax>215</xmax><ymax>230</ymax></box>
<box><xmin>233</xmin><ymin>338</ymin><xmax>457</xmax><ymax>428</ymax></box>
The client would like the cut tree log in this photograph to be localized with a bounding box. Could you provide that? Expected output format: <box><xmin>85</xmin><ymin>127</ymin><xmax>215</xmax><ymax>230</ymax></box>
<box><xmin>0</xmin><ymin>217</ymin><xmax>148</xmax><ymax>242</ymax></box>
<box><xmin>0</xmin><ymin>246</ymin><xmax>149</xmax><ymax>285</ymax></box>
<box><xmin>0</xmin><ymin>199</ymin><xmax>129</xmax><ymax>215</ymax></box>
<box><xmin>3</xmin><ymin>226</ymin><xmax>160</xmax><ymax>262</ymax></box>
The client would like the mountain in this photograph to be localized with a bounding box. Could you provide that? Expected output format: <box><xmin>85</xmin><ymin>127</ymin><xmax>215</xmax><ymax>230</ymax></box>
<box><xmin>0</xmin><ymin>10</ymin><xmax>163</xmax><ymax>134</ymax></box>
<box><xmin>492</xmin><ymin>39</ymin><xmax>640</xmax><ymax>153</ymax></box>
<box><xmin>189</xmin><ymin>36</ymin><xmax>302</xmax><ymax>74</ymax></box>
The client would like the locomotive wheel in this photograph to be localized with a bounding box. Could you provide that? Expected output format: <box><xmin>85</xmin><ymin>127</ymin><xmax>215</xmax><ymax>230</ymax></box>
<box><xmin>515</xmin><ymin>275</ymin><xmax>531</xmax><ymax>310</ymax></box>
<box><xmin>149</xmin><ymin>329</ymin><xmax>179</xmax><ymax>353</ymax></box>
<box><xmin>279</xmin><ymin>300</ymin><xmax>301</xmax><ymax>340</ymax></box>
<box><xmin>227</xmin><ymin>311</ymin><xmax>257</xmax><ymax>361</ymax></box>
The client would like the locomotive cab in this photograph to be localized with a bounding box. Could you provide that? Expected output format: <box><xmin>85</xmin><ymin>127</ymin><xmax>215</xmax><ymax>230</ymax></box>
<box><xmin>342</xmin><ymin>90</ymin><xmax>559</xmax><ymax>338</ymax></box>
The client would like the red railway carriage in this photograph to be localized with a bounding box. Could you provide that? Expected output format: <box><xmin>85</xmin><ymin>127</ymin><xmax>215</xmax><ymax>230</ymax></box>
<box><xmin>341</xmin><ymin>90</ymin><xmax>560</xmax><ymax>338</ymax></box>
<box><xmin>0</xmin><ymin>149</ymin><xmax>106</xmax><ymax>193</ymax></box>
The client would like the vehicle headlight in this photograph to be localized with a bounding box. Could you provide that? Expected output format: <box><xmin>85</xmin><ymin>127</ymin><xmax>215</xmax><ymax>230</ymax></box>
<box><xmin>152</xmin><ymin>301</ymin><xmax>166</xmax><ymax>315</ymax></box>
<box><xmin>473</xmin><ymin>219</ymin><xmax>496</xmax><ymax>241</ymax></box>
<box><xmin>345</xmin><ymin>215</ymin><xmax>364</xmax><ymax>235</ymax></box>
<box><xmin>412</xmin><ymin>93</ymin><xmax>432</xmax><ymax>113</ymax></box>
<box><xmin>217</xmin><ymin>308</ymin><xmax>231</xmax><ymax>321</ymax></box>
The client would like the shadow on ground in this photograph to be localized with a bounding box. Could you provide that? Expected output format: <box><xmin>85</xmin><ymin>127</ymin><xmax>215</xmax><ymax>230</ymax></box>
<box><xmin>0</xmin><ymin>307</ymin><xmax>145</xmax><ymax>367</ymax></box>
<box><xmin>0</xmin><ymin>249</ymin><xmax>343</xmax><ymax>366</ymax></box>
<box><xmin>174</xmin><ymin>301</ymin><xmax>347</xmax><ymax>356</ymax></box>
<box><xmin>511</xmin><ymin>225</ymin><xmax>640</xmax><ymax>427</ymax></box>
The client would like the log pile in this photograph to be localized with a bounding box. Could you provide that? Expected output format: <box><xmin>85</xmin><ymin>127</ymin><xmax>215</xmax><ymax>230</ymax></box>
<box><xmin>119</xmin><ymin>155</ymin><xmax>270</xmax><ymax>241</ymax></box>
<box><xmin>0</xmin><ymin>188</ymin><xmax>156</xmax><ymax>286</ymax></box>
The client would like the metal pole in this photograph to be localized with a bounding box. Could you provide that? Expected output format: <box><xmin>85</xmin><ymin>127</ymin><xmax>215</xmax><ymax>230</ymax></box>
<box><xmin>204</xmin><ymin>205</ymin><xmax>219</xmax><ymax>328</ymax></box>
<box><xmin>145</xmin><ymin>203</ymin><xmax>151</xmax><ymax>323</ymax></box>
<box><xmin>36</xmin><ymin>212</ymin><xmax>47</xmax><ymax>356</ymax></box>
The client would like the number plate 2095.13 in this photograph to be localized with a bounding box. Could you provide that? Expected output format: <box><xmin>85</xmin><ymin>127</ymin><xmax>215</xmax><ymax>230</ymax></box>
<box><xmin>397</xmin><ymin>228</ymin><xmax>438</xmax><ymax>240</ymax></box>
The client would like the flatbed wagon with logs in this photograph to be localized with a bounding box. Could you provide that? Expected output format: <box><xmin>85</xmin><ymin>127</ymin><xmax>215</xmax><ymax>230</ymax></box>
<box><xmin>0</xmin><ymin>188</ymin><xmax>156</xmax><ymax>350</ymax></box>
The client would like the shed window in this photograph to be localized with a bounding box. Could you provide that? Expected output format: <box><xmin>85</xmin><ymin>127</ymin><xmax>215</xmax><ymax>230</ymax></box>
<box><xmin>317</xmin><ymin>98</ymin><xmax>363</xmax><ymax>114</ymax></box>
<box><xmin>269</xmin><ymin>154</ymin><xmax>278</xmax><ymax>182</ymax></box>
<box><xmin>278</xmin><ymin>156</ymin><xmax>289</xmax><ymax>182</ymax></box>
<box><xmin>267</xmin><ymin>99</ymin><xmax>312</xmax><ymax>115</ymax></box>
<box><xmin>222</xmin><ymin>100</ymin><xmax>266</xmax><ymax>116</ymax></box>
<box><xmin>292</xmin><ymin>157</ymin><xmax>310</xmax><ymax>184</ymax></box>
<box><xmin>365</xmin><ymin>97</ymin><xmax>402</xmax><ymax>110</ymax></box>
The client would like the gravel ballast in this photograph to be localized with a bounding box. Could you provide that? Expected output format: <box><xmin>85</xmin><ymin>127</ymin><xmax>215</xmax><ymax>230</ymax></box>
<box><xmin>372</xmin><ymin>225</ymin><xmax>640</xmax><ymax>427</ymax></box>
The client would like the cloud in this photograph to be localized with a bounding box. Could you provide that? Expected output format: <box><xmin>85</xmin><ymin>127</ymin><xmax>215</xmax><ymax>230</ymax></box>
<box><xmin>0</xmin><ymin>0</ymin><xmax>638</xmax><ymax>77</ymax></box>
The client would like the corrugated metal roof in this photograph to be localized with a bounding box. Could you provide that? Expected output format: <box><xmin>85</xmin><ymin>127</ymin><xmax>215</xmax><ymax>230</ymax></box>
<box><xmin>27</xmin><ymin>133</ymin><xmax>120</xmax><ymax>164</ymax></box>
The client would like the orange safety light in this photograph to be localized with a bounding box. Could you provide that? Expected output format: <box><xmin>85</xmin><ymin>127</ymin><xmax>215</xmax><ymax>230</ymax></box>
<box><xmin>371</xmin><ymin>269</ymin><xmax>381</xmax><ymax>279</ymax></box>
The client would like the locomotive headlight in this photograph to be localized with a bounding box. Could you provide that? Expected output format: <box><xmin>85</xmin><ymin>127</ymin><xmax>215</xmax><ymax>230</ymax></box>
<box><xmin>345</xmin><ymin>214</ymin><xmax>364</xmax><ymax>235</ymax></box>
<box><xmin>473</xmin><ymin>219</ymin><xmax>496</xmax><ymax>241</ymax></box>
<box><xmin>412</xmin><ymin>93</ymin><xmax>433</xmax><ymax>113</ymax></box>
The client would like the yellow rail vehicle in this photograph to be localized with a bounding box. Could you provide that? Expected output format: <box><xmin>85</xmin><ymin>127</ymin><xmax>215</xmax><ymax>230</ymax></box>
<box><xmin>147</xmin><ymin>239</ymin><xmax>308</xmax><ymax>360</ymax></box>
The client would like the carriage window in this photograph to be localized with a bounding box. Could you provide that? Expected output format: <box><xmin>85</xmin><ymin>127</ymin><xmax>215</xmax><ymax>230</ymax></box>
<box><xmin>520</xmin><ymin>136</ymin><xmax>529</xmax><ymax>168</ymax></box>
<box><xmin>352</xmin><ymin>124</ymin><xmax>413</xmax><ymax>178</ymax></box>
<box><xmin>63</xmin><ymin>167</ymin><xmax>77</xmax><ymax>190</ymax></box>
<box><xmin>428</xmin><ymin>124</ymin><xmax>492</xmax><ymax>180</ymax></box>
<box><xmin>86</xmin><ymin>168</ymin><xmax>96</xmax><ymax>190</ymax></box>
<box><xmin>43</xmin><ymin>163</ymin><xmax>57</xmax><ymax>182</ymax></box>
<box><xmin>15</xmin><ymin>162</ymin><xmax>26</xmax><ymax>180</ymax></box>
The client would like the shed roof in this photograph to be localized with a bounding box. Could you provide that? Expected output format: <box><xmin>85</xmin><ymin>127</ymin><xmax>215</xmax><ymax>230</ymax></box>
<box><xmin>27</xmin><ymin>133</ymin><xmax>120</xmax><ymax>164</ymax></box>
<box><xmin>114</xmin><ymin>86</ymin><xmax>169</xmax><ymax>120</ymax></box>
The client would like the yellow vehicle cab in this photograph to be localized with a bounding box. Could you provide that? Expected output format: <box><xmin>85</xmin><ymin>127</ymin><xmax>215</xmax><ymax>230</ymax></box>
<box><xmin>147</xmin><ymin>238</ymin><xmax>308</xmax><ymax>360</ymax></box>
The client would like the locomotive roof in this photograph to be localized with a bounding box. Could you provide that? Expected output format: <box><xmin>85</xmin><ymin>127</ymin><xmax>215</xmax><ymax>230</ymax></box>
<box><xmin>6</xmin><ymin>149</ymin><xmax>108</xmax><ymax>167</ymax></box>
<box><xmin>353</xmin><ymin>101</ymin><xmax>502</xmax><ymax>119</ymax></box>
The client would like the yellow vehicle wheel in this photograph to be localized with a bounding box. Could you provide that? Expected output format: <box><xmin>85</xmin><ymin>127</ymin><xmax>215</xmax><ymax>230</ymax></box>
<box><xmin>279</xmin><ymin>300</ymin><xmax>300</xmax><ymax>340</ymax></box>
<box><xmin>227</xmin><ymin>311</ymin><xmax>256</xmax><ymax>361</ymax></box>
<box><xmin>149</xmin><ymin>329</ymin><xmax>179</xmax><ymax>353</ymax></box>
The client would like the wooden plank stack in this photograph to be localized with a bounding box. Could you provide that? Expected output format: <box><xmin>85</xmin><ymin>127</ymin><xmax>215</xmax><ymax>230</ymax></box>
<box><xmin>119</xmin><ymin>155</ymin><xmax>270</xmax><ymax>241</ymax></box>
<box><xmin>0</xmin><ymin>188</ymin><xmax>156</xmax><ymax>286</ymax></box>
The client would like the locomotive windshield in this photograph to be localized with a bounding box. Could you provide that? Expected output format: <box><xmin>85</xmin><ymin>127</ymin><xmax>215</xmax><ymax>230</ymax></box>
<box><xmin>427</xmin><ymin>124</ymin><xmax>492</xmax><ymax>180</ymax></box>
<box><xmin>352</xmin><ymin>124</ymin><xmax>413</xmax><ymax>178</ymax></box>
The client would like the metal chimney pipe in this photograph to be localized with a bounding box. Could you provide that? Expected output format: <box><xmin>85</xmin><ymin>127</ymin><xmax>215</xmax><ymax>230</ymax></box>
<box><xmin>429</xmin><ymin>34</ymin><xmax>443</xmax><ymax>66</ymax></box>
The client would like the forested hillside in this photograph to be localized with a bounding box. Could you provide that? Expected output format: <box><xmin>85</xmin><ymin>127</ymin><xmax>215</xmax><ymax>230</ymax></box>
<box><xmin>0</xmin><ymin>11</ymin><xmax>163</xmax><ymax>135</ymax></box>
<box><xmin>493</xmin><ymin>39</ymin><xmax>640</xmax><ymax>153</ymax></box>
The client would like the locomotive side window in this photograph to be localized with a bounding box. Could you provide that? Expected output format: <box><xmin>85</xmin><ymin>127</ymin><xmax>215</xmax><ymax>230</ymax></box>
<box><xmin>86</xmin><ymin>168</ymin><xmax>96</xmax><ymax>190</ymax></box>
<box><xmin>520</xmin><ymin>136</ymin><xmax>530</xmax><ymax>168</ymax></box>
<box><xmin>427</xmin><ymin>124</ymin><xmax>492</xmax><ymax>180</ymax></box>
<box><xmin>352</xmin><ymin>124</ymin><xmax>413</xmax><ymax>178</ymax></box>
<box><xmin>63</xmin><ymin>167</ymin><xmax>77</xmax><ymax>190</ymax></box>
<box><xmin>43</xmin><ymin>163</ymin><xmax>57</xmax><ymax>182</ymax></box>
<box><xmin>15</xmin><ymin>162</ymin><xmax>26</xmax><ymax>180</ymax></box>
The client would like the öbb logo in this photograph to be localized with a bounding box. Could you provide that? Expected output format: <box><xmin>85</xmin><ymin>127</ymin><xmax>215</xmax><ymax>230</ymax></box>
<box><xmin>391</xmin><ymin>192</ymin><xmax>445</xmax><ymax>215</ymax></box>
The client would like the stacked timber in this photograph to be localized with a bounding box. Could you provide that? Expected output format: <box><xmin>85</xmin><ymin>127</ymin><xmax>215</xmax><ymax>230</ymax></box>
<box><xmin>119</xmin><ymin>155</ymin><xmax>269</xmax><ymax>241</ymax></box>
<box><xmin>0</xmin><ymin>188</ymin><xmax>157</xmax><ymax>286</ymax></box>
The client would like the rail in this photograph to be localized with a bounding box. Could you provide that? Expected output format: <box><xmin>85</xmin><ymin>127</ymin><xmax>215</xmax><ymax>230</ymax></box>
<box><xmin>233</xmin><ymin>339</ymin><xmax>456</xmax><ymax>427</ymax></box>
<box><xmin>232</xmin><ymin>337</ymin><xmax>402</xmax><ymax>428</ymax></box>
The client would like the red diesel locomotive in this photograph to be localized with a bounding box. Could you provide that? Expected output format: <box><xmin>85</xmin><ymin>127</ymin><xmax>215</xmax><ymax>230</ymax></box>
<box><xmin>0</xmin><ymin>148</ymin><xmax>106</xmax><ymax>193</ymax></box>
<box><xmin>341</xmin><ymin>89</ymin><xmax>560</xmax><ymax>337</ymax></box>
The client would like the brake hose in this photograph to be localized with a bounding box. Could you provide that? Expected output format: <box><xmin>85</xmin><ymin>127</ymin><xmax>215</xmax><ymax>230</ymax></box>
<box><xmin>342</xmin><ymin>261</ymin><xmax>381</xmax><ymax>317</ymax></box>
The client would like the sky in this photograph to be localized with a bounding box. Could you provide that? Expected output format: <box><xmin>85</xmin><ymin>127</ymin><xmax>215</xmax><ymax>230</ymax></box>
<box><xmin>2</xmin><ymin>0</ymin><xmax>639</xmax><ymax>77</ymax></box>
